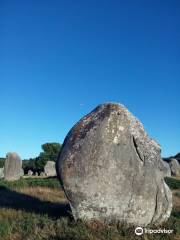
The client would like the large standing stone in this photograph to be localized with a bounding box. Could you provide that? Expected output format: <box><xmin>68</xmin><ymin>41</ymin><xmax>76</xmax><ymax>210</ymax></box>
<box><xmin>0</xmin><ymin>167</ymin><xmax>4</xmax><ymax>178</ymax></box>
<box><xmin>56</xmin><ymin>103</ymin><xmax>172</xmax><ymax>226</ymax></box>
<box><xmin>4</xmin><ymin>152</ymin><xmax>23</xmax><ymax>181</ymax></box>
<box><xmin>44</xmin><ymin>161</ymin><xmax>56</xmax><ymax>177</ymax></box>
<box><xmin>169</xmin><ymin>158</ymin><xmax>180</xmax><ymax>176</ymax></box>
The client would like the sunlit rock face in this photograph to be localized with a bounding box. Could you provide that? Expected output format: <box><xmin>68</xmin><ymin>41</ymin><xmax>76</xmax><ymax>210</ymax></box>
<box><xmin>56</xmin><ymin>103</ymin><xmax>172</xmax><ymax>226</ymax></box>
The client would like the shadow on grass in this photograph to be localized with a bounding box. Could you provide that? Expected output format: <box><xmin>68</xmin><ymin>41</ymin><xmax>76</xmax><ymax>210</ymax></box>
<box><xmin>0</xmin><ymin>186</ymin><xmax>72</xmax><ymax>220</ymax></box>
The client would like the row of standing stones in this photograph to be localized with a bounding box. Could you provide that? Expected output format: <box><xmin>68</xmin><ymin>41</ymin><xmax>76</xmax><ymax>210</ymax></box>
<box><xmin>0</xmin><ymin>154</ymin><xmax>56</xmax><ymax>180</ymax></box>
<box><xmin>27</xmin><ymin>161</ymin><xmax>57</xmax><ymax>177</ymax></box>
<box><xmin>0</xmin><ymin>103</ymin><xmax>179</xmax><ymax>226</ymax></box>
<box><xmin>56</xmin><ymin>103</ymin><xmax>179</xmax><ymax>226</ymax></box>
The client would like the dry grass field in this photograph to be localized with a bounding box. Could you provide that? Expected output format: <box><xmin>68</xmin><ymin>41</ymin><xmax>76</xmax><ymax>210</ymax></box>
<box><xmin>0</xmin><ymin>177</ymin><xmax>179</xmax><ymax>240</ymax></box>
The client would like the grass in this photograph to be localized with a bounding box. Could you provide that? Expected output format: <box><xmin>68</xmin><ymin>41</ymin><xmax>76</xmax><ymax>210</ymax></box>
<box><xmin>165</xmin><ymin>177</ymin><xmax>180</xmax><ymax>190</ymax></box>
<box><xmin>0</xmin><ymin>177</ymin><xmax>60</xmax><ymax>190</ymax></box>
<box><xmin>0</xmin><ymin>177</ymin><xmax>179</xmax><ymax>240</ymax></box>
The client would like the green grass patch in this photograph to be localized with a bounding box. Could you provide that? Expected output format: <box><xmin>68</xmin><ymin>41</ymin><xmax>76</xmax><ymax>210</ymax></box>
<box><xmin>0</xmin><ymin>177</ymin><xmax>60</xmax><ymax>190</ymax></box>
<box><xmin>165</xmin><ymin>177</ymin><xmax>180</xmax><ymax>190</ymax></box>
<box><xmin>0</xmin><ymin>220</ymin><xmax>12</xmax><ymax>238</ymax></box>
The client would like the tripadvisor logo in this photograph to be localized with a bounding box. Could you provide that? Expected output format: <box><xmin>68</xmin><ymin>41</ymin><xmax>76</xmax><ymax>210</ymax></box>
<box><xmin>135</xmin><ymin>227</ymin><xmax>173</xmax><ymax>235</ymax></box>
<box><xmin>135</xmin><ymin>227</ymin><xmax>143</xmax><ymax>236</ymax></box>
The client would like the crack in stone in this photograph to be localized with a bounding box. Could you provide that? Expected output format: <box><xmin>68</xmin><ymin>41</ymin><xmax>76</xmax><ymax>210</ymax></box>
<box><xmin>132</xmin><ymin>136</ymin><xmax>144</xmax><ymax>163</ymax></box>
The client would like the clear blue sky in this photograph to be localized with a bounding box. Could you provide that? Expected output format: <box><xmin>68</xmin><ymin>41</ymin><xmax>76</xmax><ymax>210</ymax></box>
<box><xmin>0</xmin><ymin>0</ymin><xmax>179</xmax><ymax>159</ymax></box>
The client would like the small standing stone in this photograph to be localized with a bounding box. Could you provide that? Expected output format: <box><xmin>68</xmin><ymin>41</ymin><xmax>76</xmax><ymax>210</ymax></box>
<box><xmin>44</xmin><ymin>161</ymin><xmax>56</xmax><ymax>177</ymax></box>
<box><xmin>0</xmin><ymin>167</ymin><xmax>4</xmax><ymax>179</ymax></box>
<box><xmin>28</xmin><ymin>170</ymin><xmax>33</xmax><ymax>176</ymax></box>
<box><xmin>169</xmin><ymin>158</ymin><xmax>180</xmax><ymax>176</ymax></box>
<box><xmin>4</xmin><ymin>152</ymin><xmax>23</xmax><ymax>181</ymax></box>
<box><xmin>162</xmin><ymin>161</ymin><xmax>171</xmax><ymax>177</ymax></box>
<box><xmin>40</xmin><ymin>172</ymin><xmax>45</xmax><ymax>177</ymax></box>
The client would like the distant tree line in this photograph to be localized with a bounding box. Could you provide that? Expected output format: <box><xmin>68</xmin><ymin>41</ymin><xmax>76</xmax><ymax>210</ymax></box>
<box><xmin>23</xmin><ymin>142</ymin><xmax>62</xmax><ymax>174</ymax></box>
<box><xmin>0</xmin><ymin>158</ymin><xmax>5</xmax><ymax>168</ymax></box>
<box><xmin>0</xmin><ymin>142</ymin><xmax>62</xmax><ymax>174</ymax></box>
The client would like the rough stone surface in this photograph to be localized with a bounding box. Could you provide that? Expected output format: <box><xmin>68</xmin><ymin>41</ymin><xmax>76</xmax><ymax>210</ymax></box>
<box><xmin>0</xmin><ymin>167</ymin><xmax>4</xmax><ymax>178</ymax></box>
<box><xmin>162</xmin><ymin>161</ymin><xmax>171</xmax><ymax>177</ymax></box>
<box><xmin>20</xmin><ymin>168</ymin><xmax>24</xmax><ymax>177</ymax></box>
<box><xmin>44</xmin><ymin>161</ymin><xmax>56</xmax><ymax>177</ymax></box>
<box><xmin>28</xmin><ymin>170</ymin><xmax>33</xmax><ymax>176</ymax></box>
<box><xmin>56</xmin><ymin>103</ymin><xmax>172</xmax><ymax>226</ymax></box>
<box><xmin>169</xmin><ymin>158</ymin><xmax>180</xmax><ymax>176</ymax></box>
<box><xmin>4</xmin><ymin>152</ymin><xmax>23</xmax><ymax>181</ymax></box>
